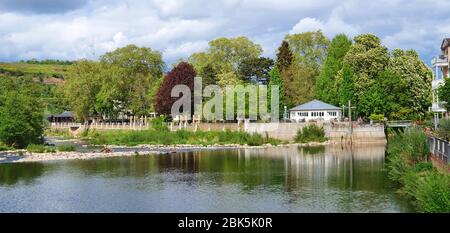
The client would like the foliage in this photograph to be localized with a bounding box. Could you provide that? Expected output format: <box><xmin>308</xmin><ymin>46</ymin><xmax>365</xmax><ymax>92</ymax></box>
<box><xmin>388</xmin><ymin>49</ymin><xmax>431</xmax><ymax>119</ymax></box>
<box><xmin>368</xmin><ymin>114</ymin><xmax>385</xmax><ymax>121</ymax></box>
<box><xmin>90</xmin><ymin>129</ymin><xmax>281</xmax><ymax>146</ymax></box>
<box><xmin>57</xmin><ymin>145</ymin><xmax>76</xmax><ymax>152</ymax></box>
<box><xmin>386</xmin><ymin>129</ymin><xmax>450</xmax><ymax>213</ymax></box>
<box><xmin>61</xmin><ymin>44</ymin><xmax>165</xmax><ymax>121</ymax></box>
<box><xmin>337</xmin><ymin>64</ymin><xmax>355</xmax><ymax>107</ymax></box>
<box><xmin>150</xmin><ymin>115</ymin><xmax>169</xmax><ymax>131</ymax></box>
<box><xmin>315</xmin><ymin>34</ymin><xmax>352</xmax><ymax>106</ymax></box>
<box><xmin>0</xmin><ymin>76</ymin><xmax>44</xmax><ymax>148</ymax></box>
<box><xmin>154</xmin><ymin>62</ymin><xmax>196</xmax><ymax>115</ymax></box>
<box><xmin>282</xmin><ymin>62</ymin><xmax>316</xmax><ymax>108</ymax></box>
<box><xmin>285</xmin><ymin>30</ymin><xmax>329</xmax><ymax>73</ymax></box>
<box><xmin>281</xmin><ymin>31</ymin><xmax>329</xmax><ymax>108</ymax></box>
<box><xmin>237</xmin><ymin>57</ymin><xmax>274</xmax><ymax>83</ymax></box>
<box><xmin>341</xmin><ymin>34</ymin><xmax>389</xmax><ymax>114</ymax></box>
<box><xmin>276</xmin><ymin>40</ymin><xmax>294</xmax><ymax>72</ymax></box>
<box><xmin>438</xmin><ymin>79</ymin><xmax>450</xmax><ymax>110</ymax></box>
<box><xmin>268</xmin><ymin>66</ymin><xmax>284</xmax><ymax>117</ymax></box>
<box><xmin>436</xmin><ymin>118</ymin><xmax>450</xmax><ymax>140</ymax></box>
<box><xmin>294</xmin><ymin>124</ymin><xmax>326</xmax><ymax>143</ymax></box>
<box><xmin>61</xmin><ymin>60</ymin><xmax>102</xmax><ymax>122</ymax></box>
<box><xmin>26</xmin><ymin>144</ymin><xmax>56</xmax><ymax>153</ymax></box>
<box><xmin>189</xmin><ymin>36</ymin><xmax>263</xmax><ymax>87</ymax></box>
<box><xmin>0</xmin><ymin>62</ymin><xmax>70</xmax><ymax>78</ymax></box>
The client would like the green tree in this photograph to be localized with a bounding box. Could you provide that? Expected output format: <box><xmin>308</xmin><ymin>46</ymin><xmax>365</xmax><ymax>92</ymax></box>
<box><xmin>282</xmin><ymin>62</ymin><xmax>316</xmax><ymax>108</ymax></box>
<box><xmin>388</xmin><ymin>49</ymin><xmax>431</xmax><ymax>119</ymax></box>
<box><xmin>189</xmin><ymin>36</ymin><xmax>262</xmax><ymax>87</ymax></box>
<box><xmin>337</xmin><ymin>64</ymin><xmax>355</xmax><ymax>107</ymax></box>
<box><xmin>315</xmin><ymin>34</ymin><xmax>352</xmax><ymax>105</ymax></box>
<box><xmin>285</xmin><ymin>30</ymin><xmax>329</xmax><ymax>75</ymax></box>
<box><xmin>237</xmin><ymin>57</ymin><xmax>274</xmax><ymax>83</ymax></box>
<box><xmin>268</xmin><ymin>66</ymin><xmax>284</xmax><ymax>117</ymax></box>
<box><xmin>276</xmin><ymin>40</ymin><xmax>294</xmax><ymax>72</ymax></box>
<box><xmin>341</xmin><ymin>34</ymin><xmax>389</xmax><ymax>116</ymax></box>
<box><xmin>439</xmin><ymin>80</ymin><xmax>450</xmax><ymax>110</ymax></box>
<box><xmin>61</xmin><ymin>60</ymin><xmax>102</xmax><ymax>122</ymax></box>
<box><xmin>0</xmin><ymin>76</ymin><xmax>44</xmax><ymax>148</ymax></box>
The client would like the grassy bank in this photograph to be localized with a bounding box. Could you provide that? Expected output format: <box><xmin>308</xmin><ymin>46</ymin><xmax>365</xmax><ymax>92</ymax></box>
<box><xmin>89</xmin><ymin>129</ymin><xmax>281</xmax><ymax>147</ymax></box>
<box><xmin>386</xmin><ymin>129</ymin><xmax>450</xmax><ymax>213</ymax></box>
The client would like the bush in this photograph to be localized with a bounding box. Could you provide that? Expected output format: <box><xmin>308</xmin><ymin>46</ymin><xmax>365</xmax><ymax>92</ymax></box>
<box><xmin>151</xmin><ymin>115</ymin><xmax>169</xmax><ymax>131</ymax></box>
<box><xmin>57</xmin><ymin>145</ymin><xmax>75</xmax><ymax>152</ymax></box>
<box><xmin>295</xmin><ymin>125</ymin><xmax>326</xmax><ymax>143</ymax></box>
<box><xmin>387</xmin><ymin>129</ymin><xmax>450</xmax><ymax>213</ymax></box>
<box><xmin>0</xmin><ymin>145</ymin><xmax>13</xmax><ymax>151</ymax></box>
<box><xmin>90</xmin><ymin>129</ymin><xmax>281</xmax><ymax>146</ymax></box>
<box><xmin>415</xmin><ymin>172</ymin><xmax>450</xmax><ymax>213</ymax></box>
<box><xmin>369</xmin><ymin>114</ymin><xmax>385</xmax><ymax>121</ymax></box>
<box><xmin>26</xmin><ymin>144</ymin><xmax>56</xmax><ymax>153</ymax></box>
<box><xmin>437</xmin><ymin>118</ymin><xmax>450</xmax><ymax>141</ymax></box>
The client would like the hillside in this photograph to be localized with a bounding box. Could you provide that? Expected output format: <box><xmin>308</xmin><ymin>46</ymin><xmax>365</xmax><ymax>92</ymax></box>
<box><xmin>0</xmin><ymin>62</ymin><xmax>71</xmax><ymax>84</ymax></box>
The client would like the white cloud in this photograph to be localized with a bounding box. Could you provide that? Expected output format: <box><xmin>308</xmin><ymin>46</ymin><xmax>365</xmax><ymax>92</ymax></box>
<box><xmin>0</xmin><ymin>0</ymin><xmax>448</xmax><ymax>65</ymax></box>
<box><xmin>289</xmin><ymin>16</ymin><xmax>358</xmax><ymax>38</ymax></box>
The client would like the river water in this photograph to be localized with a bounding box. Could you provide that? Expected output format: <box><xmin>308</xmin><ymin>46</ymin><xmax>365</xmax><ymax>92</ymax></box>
<box><xmin>0</xmin><ymin>145</ymin><xmax>414</xmax><ymax>212</ymax></box>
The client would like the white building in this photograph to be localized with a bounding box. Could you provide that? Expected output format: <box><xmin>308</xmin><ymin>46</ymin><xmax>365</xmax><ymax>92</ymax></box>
<box><xmin>289</xmin><ymin>99</ymin><xmax>342</xmax><ymax>122</ymax></box>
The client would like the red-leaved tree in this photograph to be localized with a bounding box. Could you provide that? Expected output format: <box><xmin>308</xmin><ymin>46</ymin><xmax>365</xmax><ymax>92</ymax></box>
<box><xmin>154</xmin><ymin>62</ymin><xmax>196</xmax><ymax>116</ymax></box>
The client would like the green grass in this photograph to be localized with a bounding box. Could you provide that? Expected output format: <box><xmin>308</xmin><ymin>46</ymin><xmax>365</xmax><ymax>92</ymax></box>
<box><xmin>90</xmin><ymin>129</ymin><xmax>281</xmax><ymax>146</ymax></box>
<box><xmin>44</xmin><ymin>128</ymin><xmax>74</xmax><ymax>139</ymax></box>
<box><xmin>57</xmin><ymin>145</ymin><xmax>76</xmax><ymax>152</ymax></box>
<box><xmin>0</xmin><ymin>62</ymin><xmax>70</xmax><ymax>78</ymax></box>
<box><xmin>386</xmin><ymin>129</ymin><xmax>450</xmax><ymax>213</ymax></box>
<box><xmin>0</xmin><ymin>145</ymin><xmax>14</xmax><ymax>151</ymax></box>
<box><xmin>294</xmin><ymin>125</ymin><xmax>327</xmax><ymax>143</ymax></box>
<box><xmin>26</xmin><ymin>144</ymin><xmax>56</xmax><ymax>153</ymax></box>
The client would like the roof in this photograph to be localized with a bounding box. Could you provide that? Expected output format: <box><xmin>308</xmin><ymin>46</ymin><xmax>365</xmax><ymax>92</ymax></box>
<box><xmin>54</xmin><ymin>111</ymin><xmax>74</xmax><ymax>118</ymax></box>
<box><xmin>289</xmin><ymin>99</ymin><xmax>341</xmax><ymax>111</ymax></box>
<box><xmin>441</xmin><ymin>38</ymin><xmax>450</xmax><ymax>51</ymax></box>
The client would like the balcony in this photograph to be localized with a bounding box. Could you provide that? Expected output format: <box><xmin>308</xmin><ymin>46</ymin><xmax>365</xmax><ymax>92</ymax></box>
<box><xmin>432</xmin><ymin>55</ymin><xmax>449</xmax><ymax>67</ymax></box>
<box><xmin>431</xmin><ymin>102</ymin><xmax>447</xmax><ymax>112</ymax></box>
<box><xmin>432</xmin><ymin>79</ymin><xmax>445</xmax><ymax>90</ymax></box>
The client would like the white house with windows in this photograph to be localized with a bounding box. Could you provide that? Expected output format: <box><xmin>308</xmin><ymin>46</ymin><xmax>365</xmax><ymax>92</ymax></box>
<box><xmin>289</xmin><ymin>99</ymin><xmax>342</xmax><ymax>122</ymax></box>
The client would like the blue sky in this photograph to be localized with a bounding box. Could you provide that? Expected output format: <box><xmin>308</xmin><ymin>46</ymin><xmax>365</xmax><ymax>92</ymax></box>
<box><xmin>0</xmin><ymin>0</ymin><xmax>449</xmax><ymax>66</ymax></box>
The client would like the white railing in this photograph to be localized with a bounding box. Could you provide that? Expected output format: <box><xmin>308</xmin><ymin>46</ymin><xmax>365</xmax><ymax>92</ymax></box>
<box><xmin>432</xmin><ymin>56</ymin><xmax>448</xmax><ymax>67</ymax></box>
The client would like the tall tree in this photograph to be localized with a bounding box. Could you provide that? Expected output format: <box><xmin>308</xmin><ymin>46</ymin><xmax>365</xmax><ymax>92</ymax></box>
<box><xmin>315</xmin><ymin>34</ymin><xmax>352</xmax><ymax>105</ymax></box>
<box><xmin>99</xmin><ymin>44</ymin><xmax>165</xmax><ymax>117</ymax></box>
<box><xmin>237</xmin><ymin>57</ymin><xmax>274</xmax><ymax>83</ymax></box>
<box><xmin>341</xmin><ymin>34</ymin><xmax>389</xmax><ymax>116</ymax></box>
<box><xmin>268</xmin><ymin>66</ymin><xmax>284</xmax><ymax>117</ymax></box>
<box><xmin>282</xmin><ymin>63</ymin><xmax>316</xmax><ymax>108</ymax></box>
<box><xmin>61</xmin><ymin>60</ymin><xmax>102</xmax><ymax>122</ymax></box>
<box><xmin>388</xmin><ymin>49</ymin><xmax>432</xmax><ymax>119</ymax></box>
<box><xmin>285</xmin><ymin>30</ymin><xmax>329</xmax><ymax>75</ymax></box>
<box><xmin>276</xmin><ymin>40</ymin><xmax>294</xmax><ymax>72</ymax></box>
<box><xmin>189</xmin><ymin>36</ymin><xmax>263</xmax><ymax>87</ymax></box>
<box><xmin>0</xmin><ymin>76</ymin><xmax>44</xmax><ymax>148</ymax></box>
<box><xmin>154</xmin><ymin>62</ymin><xmax>196</xmax><ymax>115</ymax></box>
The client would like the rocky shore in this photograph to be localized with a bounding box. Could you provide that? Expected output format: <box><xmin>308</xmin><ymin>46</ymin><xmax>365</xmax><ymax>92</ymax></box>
<box><xmin>0</xmin><ymin>140</ymin><xmax>385</xmax><ymax>163</ymax></box>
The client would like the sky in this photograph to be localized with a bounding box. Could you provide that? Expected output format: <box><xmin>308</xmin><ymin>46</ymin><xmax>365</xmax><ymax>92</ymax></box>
<box><xmin>0</xmin><ymin>0</ymin><xmax>449</xmax><ymax>66</ymax></box>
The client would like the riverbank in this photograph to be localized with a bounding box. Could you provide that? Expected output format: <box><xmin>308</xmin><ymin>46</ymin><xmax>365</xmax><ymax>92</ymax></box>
<box><xmin>386</xmin><ymin>129</ymin><xmax>450</xmax><ymax>213</ymax></box>
<box><xmin>0</xmin><ymin>141</ymin><xmax>338</xmax><ymax>163</ymax></box>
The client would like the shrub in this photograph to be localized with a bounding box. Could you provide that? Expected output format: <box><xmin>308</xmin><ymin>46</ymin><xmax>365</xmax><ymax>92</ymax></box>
<box><xmin>387</xmin><ymin>129</ymin><xmax>449</xmax><ymax>213</ymax></box>
<box><xmin>415</xmin><ymin>172</ymin><xmax>450</xmax><ymax>213</ymax></box>
<box><xmin>369</xmin><ymin>114</ymin><xmax>385</xmax><ymax>121</ymax></box>
<box><xmin>437</xmin><ymin>118</ymin><xmax>450</xmax><ymax>141</ymax></box>
<box><xmin>0</xmin><ymin>145</ymin><xmax>13</xmax><ymax>151</ymax></box>
<box><xmin>151</xmin><ymin>115</ymin><xmax>169</xmax><ymax>131</ymax></box>
<box><xmin>26</xmin><ymin>144</ymin><xmax>56</xmax><ymax>153</ymax></box>
<box><xmin>57</xmin><ymin>145</ymin><xmax>75</xmax><ymax>152</ymax></box>
<box><xmin>295</xmin><ymin>125</ymin><xmax>326</xmax><ymax>143</ymax></box>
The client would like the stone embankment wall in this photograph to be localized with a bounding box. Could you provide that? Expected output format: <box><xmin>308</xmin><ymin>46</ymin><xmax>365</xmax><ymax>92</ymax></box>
<box><xmin>245</xmin><ymin>122</ymin><xmax>386</xmax><ymax>143</ymax></box>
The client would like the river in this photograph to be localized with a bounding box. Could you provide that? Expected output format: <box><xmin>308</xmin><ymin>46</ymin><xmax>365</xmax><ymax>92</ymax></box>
<box><xmin>0</xmin><ymin>144</ymin><xmax>414</xmax><ymax>212</ymax></box>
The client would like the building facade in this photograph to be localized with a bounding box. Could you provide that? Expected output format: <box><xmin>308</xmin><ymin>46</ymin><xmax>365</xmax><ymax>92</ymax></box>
<box><xmin>289</xmin><ymin>99</ymin><xmax>342</xmax><ymax>122</ymax></box>
<box><xmin>431</xmin><ymin>38</ymin><xmax>449</xmax><ymax>127</ymax></box>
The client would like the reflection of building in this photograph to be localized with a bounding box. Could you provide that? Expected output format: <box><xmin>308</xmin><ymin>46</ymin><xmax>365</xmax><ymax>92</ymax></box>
<box><xmin>289</xmin><ymin>99</ymin><xmax>342</xmax><ymax>122</ymax></box>
<box><xmin>431</xmin><ymin>38</ymin><xmax>449</xmax><ymax>127</ymax></box>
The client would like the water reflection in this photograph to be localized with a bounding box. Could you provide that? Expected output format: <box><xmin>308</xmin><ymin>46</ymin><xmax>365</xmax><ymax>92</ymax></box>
<box><xmin>0</xmin><ymin>144</ymin><xmax>412</xmax><ymax>212</ymax></box>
